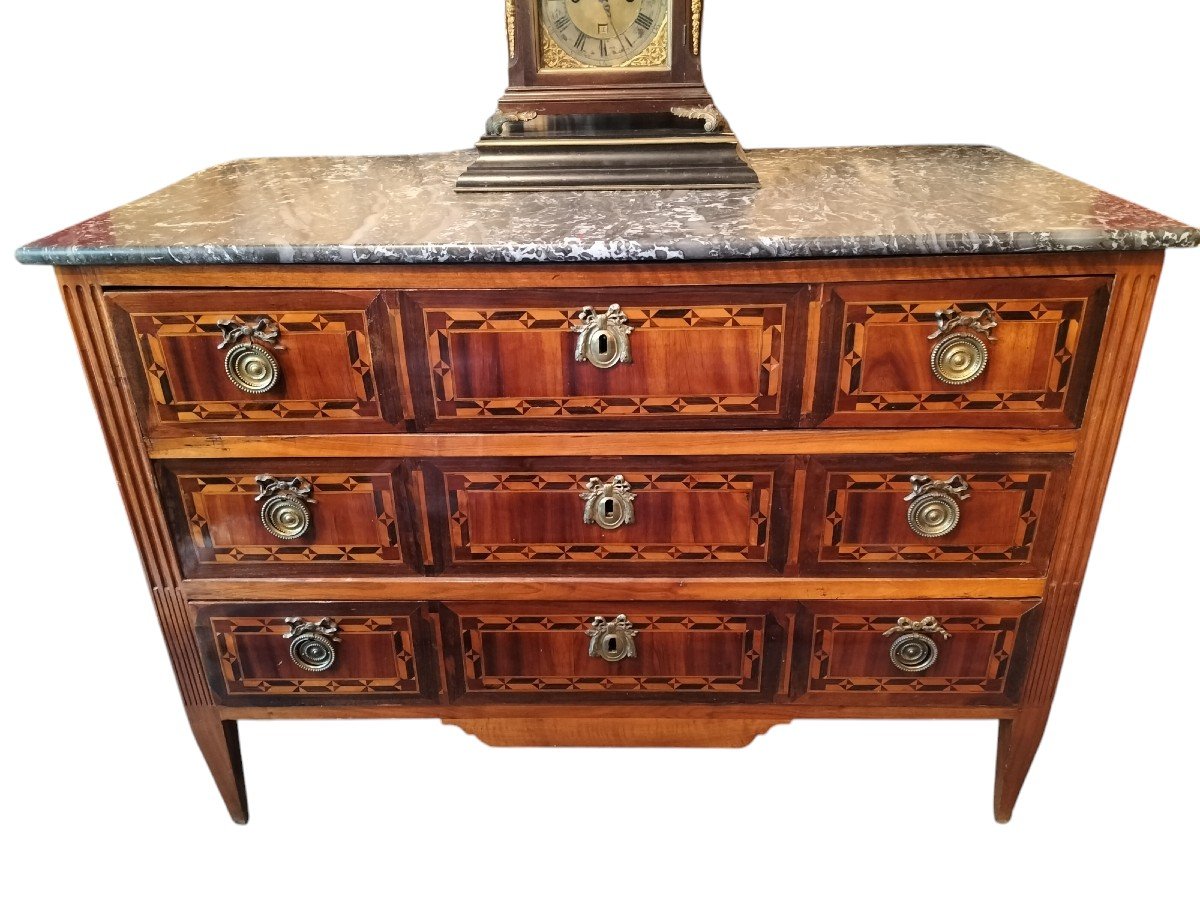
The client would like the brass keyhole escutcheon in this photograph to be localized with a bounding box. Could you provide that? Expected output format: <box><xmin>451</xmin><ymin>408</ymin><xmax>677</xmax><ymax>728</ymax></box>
<box><xmin>889</xmin><ymin>633</ymin><xmax>939</xmax><ymax>673</ymax></box>
<box><xmin>574</xmin><ymin>304</ymin><xmax>633</xmax><ymax>370</ymax></box>
<box><xmin>587</xmin><ymin>615</ymin><xmax>638</xmax><ymax>663</ymax></box>
<box><xmin>584</xmin><ymin>324</ymin><xmax>623</xmax><ymax>368</ymax></box>
<box><xmin>581</xmin><ymin>475</ymin><xmax>637</xmax><ymax>531</ymax></box>
<box><xmin>931</xmin><ymin>332</ymin><xmax>989</xmax><ymax>385</ymax></box>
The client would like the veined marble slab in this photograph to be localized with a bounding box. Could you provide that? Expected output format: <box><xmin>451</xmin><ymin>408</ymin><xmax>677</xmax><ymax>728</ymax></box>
<box><xmin>16</xmin><ymin>146</ymin><xmax>1200</xmax><ymax>266</ymax></box>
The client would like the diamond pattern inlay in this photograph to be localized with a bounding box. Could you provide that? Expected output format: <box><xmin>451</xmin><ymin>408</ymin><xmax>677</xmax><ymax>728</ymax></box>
<box><xmin>423</xmin><ymin>304</ymin><xmax>787</xmax><ymax>419</ymax></box>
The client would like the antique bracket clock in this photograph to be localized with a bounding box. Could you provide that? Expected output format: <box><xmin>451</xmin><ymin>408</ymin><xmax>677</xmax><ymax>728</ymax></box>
<box><xmin>456</xmin><ymin>0</ymin><xmax>759</xmax><ymax>191</ymax></box>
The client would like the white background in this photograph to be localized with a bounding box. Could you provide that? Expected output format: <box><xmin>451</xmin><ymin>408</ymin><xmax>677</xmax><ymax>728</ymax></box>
<box><xmin>3</xmin><ymin>1</ymin><xmax>1198</xmax><ymax>897</ymax></box>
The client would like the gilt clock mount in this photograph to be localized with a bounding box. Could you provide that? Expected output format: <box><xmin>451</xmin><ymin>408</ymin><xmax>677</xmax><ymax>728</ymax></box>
<box><xmin>456</xmin><ymin>0</ymin><xmax>759</xmax><ymax>191</ymax></box>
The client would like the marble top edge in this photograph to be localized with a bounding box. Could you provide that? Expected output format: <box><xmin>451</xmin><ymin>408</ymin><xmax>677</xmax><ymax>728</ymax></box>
<box><xmin>17</xmin><ymin>145</ymin><xmax>1200</xmax><ymax>266</ymax></box>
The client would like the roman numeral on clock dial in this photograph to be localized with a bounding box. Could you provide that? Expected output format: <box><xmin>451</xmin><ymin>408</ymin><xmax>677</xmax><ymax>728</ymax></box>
<box><xmin>540</xmin><ymin>0</ymin><xmax>671</xmax><ymax>69</ymax></box>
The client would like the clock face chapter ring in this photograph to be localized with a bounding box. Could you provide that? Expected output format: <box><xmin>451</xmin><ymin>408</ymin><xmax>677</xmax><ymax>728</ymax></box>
<box><xmin>540</xmin><ymin>0</ymin><xmax>671</xmax><ymax>69</ymax></box>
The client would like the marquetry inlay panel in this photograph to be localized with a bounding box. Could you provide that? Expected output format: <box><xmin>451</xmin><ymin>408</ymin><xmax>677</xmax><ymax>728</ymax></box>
<box><xmin>457</xmin><ymin>613</ymin><xmax>767</xmax><ymax>694</ymax></box>
<box><xmin>800</xmin><ymin>456</ymin><xmax>1071</xmax><ymax>576</ymax></box>
<box><xmin>403</xmin><ymin>292</ymin><xmax>804</xmax><ymax>428</ymax></box>
<box><xmin>818</xmin><ymin>277</ymin><xmax>1110</xmax><ymax>428</ymax></box>
<box><xmin>434</xmin><ymin>467</ymin><xmax>779</xmax><ymax>567</ymax></box>
<box><xmin>108</xmin><ymin>289</ymin><xmax>392</xmax><ymax>432</ymax></box>
<box><xmin>808</xmin><ymin>614</ymin><xmax>1025</xmax><ymax>694</ymax></box>
<box><xmin>822</xmin><ymin>472</ymin><xmax>1049</xmax><ymax>564</ymax></box>
<box><xmin>139</xmin><ymin>311</ymin><xmax>377</xmax><ymax>420</ymax></box>
<box><xmin>172</xmin><ymin>471</ymin><xmax>405</xmax><ymax>567</ymax></box>
<box><xmin>210</xmin><ymin>615</ymin><xmax>422</xmax><ymax>696</ymax></box>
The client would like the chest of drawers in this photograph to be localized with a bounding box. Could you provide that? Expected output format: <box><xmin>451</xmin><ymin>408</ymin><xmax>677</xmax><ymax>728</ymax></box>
<box><xmin>19</xmin><ymin>146</ymin><xmax>1198</xmax><ymax>823</ymax></box>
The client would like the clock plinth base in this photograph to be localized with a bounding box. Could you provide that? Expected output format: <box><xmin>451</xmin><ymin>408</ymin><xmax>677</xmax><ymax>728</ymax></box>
<box><xmin>456</xmin><ymin>132</ymin><xmax>759</xmax><ymax>193</ymax></box>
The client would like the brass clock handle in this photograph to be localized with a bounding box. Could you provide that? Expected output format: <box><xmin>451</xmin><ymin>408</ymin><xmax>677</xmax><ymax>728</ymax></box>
<box><xmin>573</xmin><ymin>304</ymin><xmax>633</xmax><ymax>369</ymax></box>
<box><xmin>217</xmin><ymin>317</ymin><xmax>282</xmax><ymax>394</ymax></box>
<box><xmin>904</xmin><ymin>474</ymin><xmax>970</xmax><ymax>538</ymax></box>
<box><xmin>928</xmin><ymin>307</ymin><xmax>999</xmax><ymax>386</ymax></box>
<box><xmin>283</xmin><ymin>617</ymin><xmax>340</xmax><ymax>673</ymax></box>
<box><xmin>883</xmin><ymin>617</ymin><xmax>951</xmax><ymax>673</ymax></box>
<box><xmin>254</xmin><ymin>475</ymin><xmax>314</xmax><ymax>540</ymax></box>
<box><xmin>586</xmin><ymin>615</ymin><xmax>637</xmax><ymax>663</ymax></box>
<box><xmin>581</xmin><ymin>475</ymin><xmax>637</xmax><ymax>531</ymax></box>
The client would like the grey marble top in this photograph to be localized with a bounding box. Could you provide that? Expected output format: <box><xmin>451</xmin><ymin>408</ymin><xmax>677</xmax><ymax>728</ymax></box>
<box><xmin>16</xmin><ymin>146</ymin><xmax>1199</xmax><ymax>266</ymax></box>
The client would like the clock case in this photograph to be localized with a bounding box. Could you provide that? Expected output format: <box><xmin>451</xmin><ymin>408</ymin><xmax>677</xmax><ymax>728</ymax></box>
<box><xmin>456</xmin><ymin>0</ymin><xmax>759</xmax><ymax>192</ymax></box>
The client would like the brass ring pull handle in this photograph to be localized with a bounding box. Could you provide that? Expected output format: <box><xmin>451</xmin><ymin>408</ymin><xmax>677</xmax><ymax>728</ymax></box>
<box><xmin>573</xmin><ymin>304</ymin><xmax>633</xmax><ymax>369</ymax></box>
<box><xmin>587</xmin><ymin>615</ymin><xmax>638</xmax><ymax>663</ymax></box>
<box><xmin>928</xmin><ymin>307</ymin><xmax>998</xmax><ymax>386</ymax></box>
<box><xmin>218</xmin><ymin>317</ymin><xmax>282</xmax><ymax>394</ymax></box>
<box><xmin>883</xmin><ymin>617</ymin><xmax>952</xmax><ymax>673</ymax></box>
<box><xmin>904</xmin><ymin>474</ymin><xmax>970</xmax><ymax>538</ymax></box>
<box><xmin>283</xmin><ymin>617</ymin><xmax>340</xmax><ymax>673</ymax></box>
<box><xmin>581</xmin><ymin>475</ymin><xmax>636</xmax><ymax>531</ymax></box>
<box><xmin>254</xmin><ymin>475</ymin><xmax>314</xmax><ymax>540</ymax></box>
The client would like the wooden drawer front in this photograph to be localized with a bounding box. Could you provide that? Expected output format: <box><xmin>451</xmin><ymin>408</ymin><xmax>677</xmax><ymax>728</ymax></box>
<box><xmin>446</xmin><ymin>604</ymin><xmax>788</xmax><ymax>701</ymax></box>
<box><xmin>815</xmin><ymin>277</ymin><xmax>1110</xmax><ymax>427</ymax></box>
<box><xmin>804</xmin><ymin>600</ymin><xmax>1040</xmax><ymax>698</ymax></box>
<box><xmin>195</xmin><ymin>603</ymin><xmax>437</xmax><ymax>706</ymax></box>
<box><xmin>110</xmin><ymin>290</ymin><xmax>394</xmax><ymax>433</ymax></box>
<box><xmin>420</xmin><ymin>458</ymin><xmax>792</xmax><ymax>573</ymax></box>
<box><xmin>162</xmin><ymin>460</ymin><xmax>417</xmax><ymax>577</ymax></box>
<box><xmin>799</xmin><ymin>455</ymin><xmax>1070</xmax><ymax>576</ymax></box>
<box><xmin>399</xmin><ymin>287</ymin><xmax>808</xmax><ymax>430</ymax></box>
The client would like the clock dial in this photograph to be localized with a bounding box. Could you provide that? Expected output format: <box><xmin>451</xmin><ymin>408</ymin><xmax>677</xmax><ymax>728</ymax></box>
<box><xmin>540</xmin><ymin>0</ymin><xmax>671</xmax><ymax>69</ymax></box>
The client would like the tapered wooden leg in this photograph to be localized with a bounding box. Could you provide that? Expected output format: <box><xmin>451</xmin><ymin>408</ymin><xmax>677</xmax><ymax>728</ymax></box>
<box><xmin>186</xmin><ymin>707</ymin><xmax>248</xmax><ymax>824</ymax></box>
<box><xmin>993</xmin><ymin>707</ymin><xmax>1050</xmax><ymax>823</ymax></box>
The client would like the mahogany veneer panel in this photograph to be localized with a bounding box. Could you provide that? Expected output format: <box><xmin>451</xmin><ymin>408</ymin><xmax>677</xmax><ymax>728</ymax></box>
<box><xmin>398</xmin><ymin>286</ymin><xmax>809</xmax><ymax>430</ymax></box>
<box><xmin>815</xmin><ymin>277</ymin><xmax>1111</xmax><ymax>428</ymax></box>
<box><xmin>443</xmin><ymin>602</ymin><xmax>790</xmax><ymax>702</ymax></box>
<box><xmin>417</xmin><ymin>456</ymin><xmax>795</xmax><ymax>574</ymax></box>
<box><xmin>159</xmin><ymin>459</ymin><xmax>419</xmax><ymax>578</ymax></box>
<box><xmin>108</xmin><ymin>289</ymin><xmax>400</xmax><ymax>435</ymax></box>
<box><xmin>195</xmin><ymin>602</ymin><xmax>439</xmax><ymax>706</ymax></box>
<box><xmin>802</xmin><ymin>599</ymin><xmax>1041</xmax><ymax>700</ymax></box>
<box><xmin>799</xmin><ymin>455</ymin><xmax>1071</xmax><ymax>577</ymax></box>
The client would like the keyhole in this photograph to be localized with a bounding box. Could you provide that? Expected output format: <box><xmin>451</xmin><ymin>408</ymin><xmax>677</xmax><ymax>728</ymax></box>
<box><xmin>605</xmin><ymin>636</ymin><xmax>619</xmax><ymax>655</ymax></box>
<box><xmin>598</xmin><ymin>333</ymin><xmax>609</xmax><ymax>355</ymax></box>
<box><xmin>603</xmin><ymin>498</ymin><xmax>615</xmax><ymax>518</ymax></box>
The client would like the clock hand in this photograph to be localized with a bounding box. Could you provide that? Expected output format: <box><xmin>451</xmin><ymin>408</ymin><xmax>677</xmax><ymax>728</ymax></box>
<box><xmin>598</xmin><ymin>0</ymin><xmax>634</xmax><ymax>51</ymax></box>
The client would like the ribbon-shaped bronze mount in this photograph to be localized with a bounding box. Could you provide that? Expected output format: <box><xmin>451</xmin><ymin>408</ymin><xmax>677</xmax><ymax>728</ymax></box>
<box><xmin>883</xmin><ymin>616</ymin><xmax>952</xmax><ymax>640</ymax></box>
